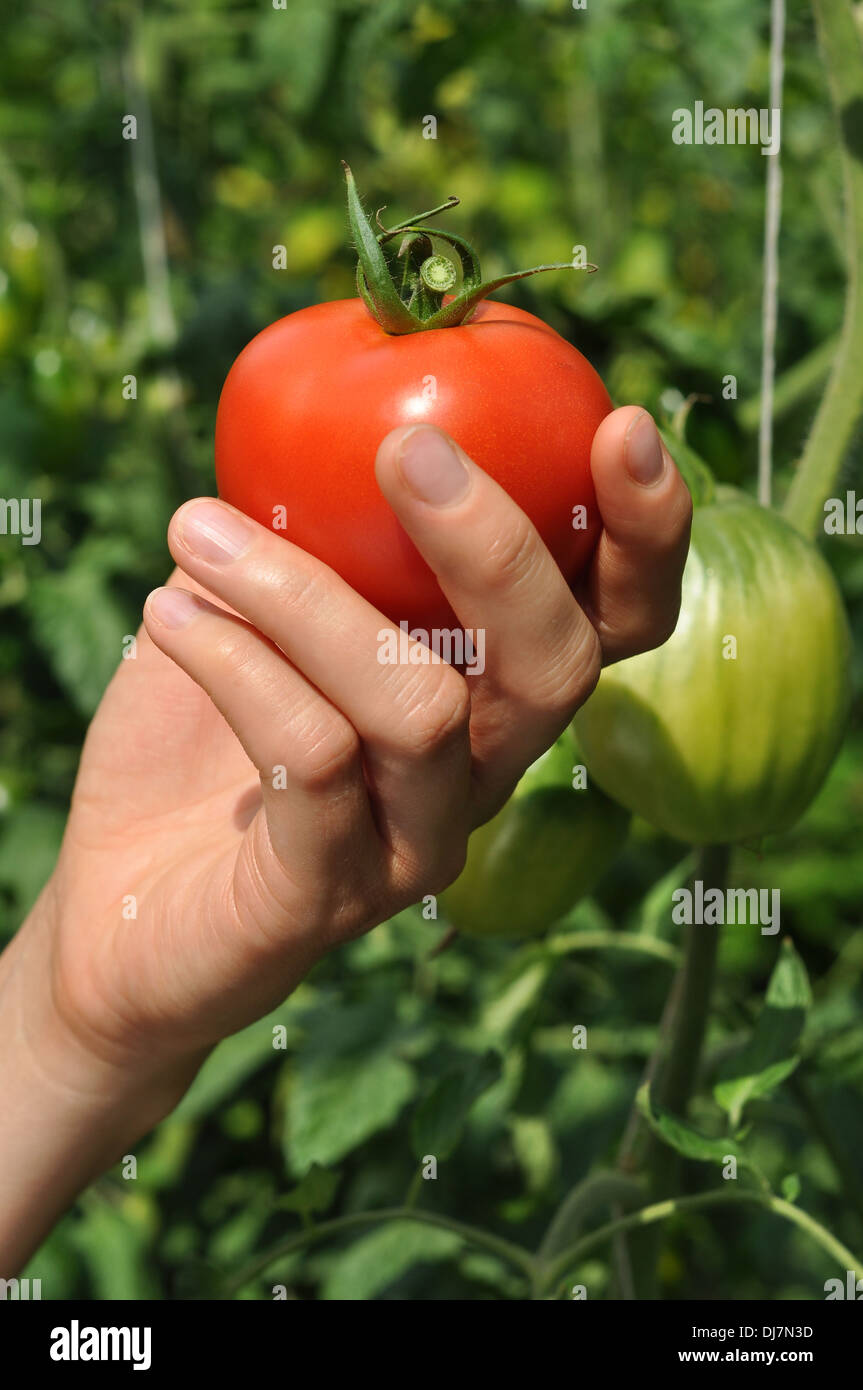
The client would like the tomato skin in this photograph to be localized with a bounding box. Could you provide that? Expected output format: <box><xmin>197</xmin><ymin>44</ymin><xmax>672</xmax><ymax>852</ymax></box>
<box><xmin>215</xmin><ymin>298</ymin><xmax>611</xmax><ymax>627</ymax></box>
<box><xmin>574</xmin><ymin>490</ymin><xmax>852</xmax><ymax>845</ymax></box>
<box><xmin>440</xmin><ymin>733</ymin><xmax>630</xmax><ymax>939</ymax></box>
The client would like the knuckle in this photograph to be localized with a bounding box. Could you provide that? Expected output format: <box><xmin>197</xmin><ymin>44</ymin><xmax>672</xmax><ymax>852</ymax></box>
<box><xmin>322</xmin><ymin>886</ymin><xmax>379</xmax><ymax>946</ymax></box>
<box><xmin>641</xmin><ymin>605</ymin><xmax>682</xmax><ymax>653</ymax></box>
<box><xmin>294</xmin><ymin>720</ymin><xmax>362</xmax><ymax>793</ymax></box>
<box><xmin>213</xmin><ymin>628</ymin><xmax>257</xmax><ymax>685</ymax></box>
<box><xmin>391</xmin><ymin>836</ymin><xmax>469</xmax><ymax>903</ymax></box>
<box><xmin>430</xmin><ymin>840</ymin><xmax>469</xmax><ymax>895</ymax></box>
<box><xmin>611</xmin><ymin>589</ymin><xmax>683</xmax><ymax>661</ymax></box>
<box><xmin>645</xmin><ymin>490</ymin><xmax>693</xmax><ymax>563</ymax></box>
<box><xmin>270</xmin><ymin>558</ymin><xmax>328</xmax><ymax>621</ymax></box>
<box><xmin>476</xmin><ymin>517</ymin><xmax>541</xmax><ymax>595</ymax></box>
<box><xmin>396</xmin><ymin>670</ymin><xmax>471</xmax><ymax>756</ymax></box>
<box><xmin>532</xmin><ymin>625</ymin><xmax>603</xmax><ymax>714</ymax></box>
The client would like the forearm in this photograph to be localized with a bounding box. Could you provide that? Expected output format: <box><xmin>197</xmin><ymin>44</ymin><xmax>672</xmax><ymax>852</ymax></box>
<box><xmin>0</xmin><ymin>888</ymin><xmax>201</xmax><ymax>1275</ymax></box>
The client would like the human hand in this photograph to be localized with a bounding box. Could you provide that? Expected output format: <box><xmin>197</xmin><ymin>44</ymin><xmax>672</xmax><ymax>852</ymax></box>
<box><xmin>15</xmin><ymin>406</ymin><xmax>691</xmax><ymax>1075</ymax></box>
<box><xmin>0</xmin><ymin>408</ymin><xmax>690</xmax><ymax>1269</ymax></box>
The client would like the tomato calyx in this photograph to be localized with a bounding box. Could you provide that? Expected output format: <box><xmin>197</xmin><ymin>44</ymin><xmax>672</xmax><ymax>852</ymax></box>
<box><xmin>342</xmin><ymin>161</ymin><xmax>597</xmax><ymax>335</ymax></box>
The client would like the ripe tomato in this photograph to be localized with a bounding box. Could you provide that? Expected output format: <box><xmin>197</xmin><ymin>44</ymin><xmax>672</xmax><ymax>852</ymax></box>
<box><xmin>440</xmin><ymin>732</ymin><xmax>630</xmax><ymax>939</ymax></box>
<box><xmin>574</xmin><ymin>489</ymin><xmax>852</xmax><ymax>844</ymax></box>
<box><xmin>215</xmin><ymin>298</ymin><xmax>610</xmax><ymax>628</ymax></box>
<box><xmin>215</xmin><ymin>167</ymin><xmax>610</xmax><ymax>628</ymax></box>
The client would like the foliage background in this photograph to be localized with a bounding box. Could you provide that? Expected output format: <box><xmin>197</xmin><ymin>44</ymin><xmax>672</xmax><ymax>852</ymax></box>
<box><xmin>1</xmin><ymin>0</ymin><xmax>861</xmax><ymax>1299</ymax></box>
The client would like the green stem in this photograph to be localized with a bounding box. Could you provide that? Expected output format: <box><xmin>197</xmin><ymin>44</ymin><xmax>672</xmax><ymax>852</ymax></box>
<box><xmin>783</xmin><ymin>0</ymin><xmax>863</xmax><ymax>535</ymax></box>
<box><xmin>221</xmin><ymin>1205</ymin><xmax>534</xmax><ymax>1298</ymax></box>
<box><xmin>757</xmin><ymin>0</ymin><xmax>785</xmax><ymax>507</ymax></box>
<box><xmin>617</xmin><ymin>845</ymin><xmax>728</xmax><ymax>1297</ymax></box>
<box><xmin>539</xmin><ymin>1188</ymin><xmax>863</xmax><ymax>1299</ymax></box>
<box><xmin>657</xmin><ymin>845</ymin><xmax>729</xmax><ymax>1115</ymax></box>
<box><xmin>343</xmin><ymin>162</ymin><xmax>594</xmax><ymax>334</ymax></box>
<box><xmin>546</xmin><ymin>931</ymin><xmax>682</xmax><ymax>968</ymax></box>
<box><xmin>738</xmin><ymin>335</ymin><xmax>837</xmax><ymax>433</ymax></box>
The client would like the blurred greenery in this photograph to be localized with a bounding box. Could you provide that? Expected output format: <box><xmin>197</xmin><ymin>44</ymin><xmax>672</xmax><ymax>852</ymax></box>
<box><xmin>1</xmin><ymin>0</ymin><xmax>862</xmax><ymax>1299</ymax></box>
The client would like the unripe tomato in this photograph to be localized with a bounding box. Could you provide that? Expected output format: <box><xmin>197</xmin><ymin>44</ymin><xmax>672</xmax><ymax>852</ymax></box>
<box><xmin>440</xmin><ymin>733</ymin><xmax>630</xmax><ymax>938</ymax></box>
<box><xmin>574</xmin><ymin>490</ymin><xmax>852</xmax><ymax>844</ymax></box>
<box><xmin>215</xmin><ymin>168</ymin><xmax>611</xmax><ymax>629</ymax></box>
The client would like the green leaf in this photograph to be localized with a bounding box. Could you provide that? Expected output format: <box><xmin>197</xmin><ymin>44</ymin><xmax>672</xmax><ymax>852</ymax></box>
<box><xmin>636</xmin><ymin>854</ymin><xmax>695</xmax><ymax>938</ymax></box>
<box><xmin>27</xmin><ymin>539</ymin><xmax>136</xmax><ymax>716</ymax></box>
<box><xmin>714</xmin><ymin>941</ymin><xmax>812</xmax><ymax>1128</ymax></box>
<box><xmin>285</xmin><ymin>1051</ymin><xmax>416</xmax><ymax>1173</ymax></box>
<box><xmin>509</xmin><ymin>1114</ymin><xmax>558</xmax><ymax>1193</ymax></box>
<box><xmin>0</xmin><ymin>802</ymin><xmax>65</xmax><ymax>919</ymax></box>
<box><xmin>480</xmin><ymin>949</ymin><xmax>552</xmax><ymax>1035</ymax></box>
<box><xmin>174</xmin><ymin>999</ymin><xmax>302</xmax><ymax>1121</ymax></box>
<box><xmin>411</xmin><ymin>1050</ymin><xmax>501</xmax><ymax>1160</ymax></box>
<box><xmin>319</xmin><ymin>1221</ymin><xmax>461</xmax><ymax>1301</ymax></box>
<box><xmin>278</xmin><ymin>1164</ymin><xmax>340</xmax><ymax>1217</ymax></box>
<box><xmin>252</xmin><ymin>1</ymin><xmax>336</xmax><ymax>116</ymax></box>
<box><xmin>637</xmin><ymin>1084</ymin><xmax>749</xmax><ymax>1168</ymax></box>
<box><xmin>70</xmin><ymin>1195</ymin><xmax>159</xmax><ymax>1300</ymax></box>
<box><xmin>781</xmin><ymin>1173</ymin><xmax>801</xmax><ymax>1204</ymax></box>
<box><xmin>659</xmin><ymin>429</ymin><xmax>716</xmax><ymax>507</ymax></box>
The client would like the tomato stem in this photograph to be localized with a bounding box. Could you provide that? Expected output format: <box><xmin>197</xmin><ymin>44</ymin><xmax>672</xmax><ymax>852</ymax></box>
<box><xmin>783</xmin><ymin>0</ymin><xmax>863</xmax><ymax>535</ymax></box>
<box><xmin>342</xmin><ymin>161</ymin><xmax>597</xmax><ymax>334</ymax></box>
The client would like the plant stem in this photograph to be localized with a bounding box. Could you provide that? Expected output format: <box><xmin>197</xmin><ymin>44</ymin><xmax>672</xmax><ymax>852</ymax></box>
<box><xmin>546</xmin><ymin>931</ymin><xmax>682</xmax><ymax>968</ymax></box>
<box><xmin>783</xmin><ymin>0</ymin><xmax>863</xmax><ymax>535</ymax></box>
<box><xmin>758</xmin><ymin>0</ymin><xmax>785</xmax><ymax>507</ymax></box>
<box><xmin>123</xmin><ymin>17</ymin><xmax>177</xmax><ymax>349</ymax></box>
<box><xmin>738</xmin><ymin>334</ymin><xmax>837</xmax><ymax>432</ymax></box>
<box><xmin>221</xmin><ymin>1205</ymin><xmax>535</xmax><ymax>1298</ymax></box>
<box><xmin>539</xmin><ymin>1188</ymin><xmax>863</xmax><ymax>1299</ymax></box>
<box><xmin>615</xmin><ymin>845</ymin><xmax>729</xmax><ymax>1296</ymax></box>
<box><xmin>657</xmin><ymin>844</ymin><xmax>729</xmax><ymax>1115</ymax></box>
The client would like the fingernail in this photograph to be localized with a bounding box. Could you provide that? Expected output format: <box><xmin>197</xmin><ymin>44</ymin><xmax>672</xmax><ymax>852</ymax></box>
<box><xmin>625</xmin><ymin>411</ymin><xmax>666</xmax><ymax>486</ymax></box>
<box><xmin>177</xmin><ymin>499</ymin><xmax>254</xmax><ymax>564</ymax></box>
<box><xmin>397</xmin><ymin>427</ymin><xmax>470</xmax><ymax>506</ymax></box>
<box><xmin>146</xmin><ymin>587</ymin><xmax>205</xmax><ymax>630</ymax></box>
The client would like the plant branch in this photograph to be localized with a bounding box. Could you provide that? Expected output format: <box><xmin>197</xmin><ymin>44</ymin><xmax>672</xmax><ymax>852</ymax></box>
<box><xmin>783</xmin><ymin>0</ymin><xmax>863</xmax><ymax>534</ymax></box>
<box><xmin>611</xmin><ymin>845</ymin><xmax>728</xmax><ymax>1297</ymax></box>
<box><xmin>123</xmin><ymin>17</ymin><xmax>177</xmax><ymax>348</ymax></box>
<box><xmin>657</xmin><ymin>844</ymin><xmax>729</xmax><ymax>1115</ymax></box>
<box><xmin>758</xmin><ymin>0</ymin><xmax>786</xmax><ymax>506</ymax></box>
<box><xmin>220</xmin><ymin>1205</ymin><xmax>535</xmax><ymax>1298</ymax></box>
<box><xmin>539</xmin><ymin>1188</ymin><xmax>863</xmax><ymax>1299</ymax></box>
<box><xmin>546</xmin><ymin>930</ymin><xmax>682</xmax><ymax>967</ymax></box>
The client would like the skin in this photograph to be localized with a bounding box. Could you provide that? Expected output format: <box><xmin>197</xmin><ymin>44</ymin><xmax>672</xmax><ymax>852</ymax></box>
<box><xmin>0</xmin><ymin>408</ymin><xmax>691</xmax><ymax>1273</ymax></box>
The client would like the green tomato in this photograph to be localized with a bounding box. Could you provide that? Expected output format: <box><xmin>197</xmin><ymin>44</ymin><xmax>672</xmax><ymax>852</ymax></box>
<box><xmin>574</xmin><ymin>489</ymin><xmax>852</xmax><ymax>845</ymax></box>
<box><xmin>440</xmin><ymin>732</ymin><xmax>630</xmax><ymax>939</ymax></box>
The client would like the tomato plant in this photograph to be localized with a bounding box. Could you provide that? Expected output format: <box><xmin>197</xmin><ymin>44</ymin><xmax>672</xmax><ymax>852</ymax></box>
<box><xmin>215</xmin><ymin>167</ymin><xmax>611</xmax><ymax>628</ymax></box>
<box><xmin>574</xmin><ymin>487</ymin><xmax>852</xmax><ymax>845</ymax></box>
<box><xmin>440</xmin><ymin>731</ymin><xmax>630</xmax><ymax>937</ymax></box>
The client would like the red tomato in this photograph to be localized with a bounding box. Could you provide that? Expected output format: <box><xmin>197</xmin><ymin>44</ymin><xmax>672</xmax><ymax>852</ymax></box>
<box><xmin>215</xmin><ymin>296</ymin><xmax>611</xmax><ymax>629</ymax></box>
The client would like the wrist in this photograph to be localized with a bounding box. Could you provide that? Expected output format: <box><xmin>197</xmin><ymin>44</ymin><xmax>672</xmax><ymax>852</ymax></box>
<box><xmin>0</xmin><ymin>889</ymin><xmax>205</xmax><ymax>1272</ymax></box>
<box><xmin>1</xmin><ymin>877</ymin><xmax>206</xmax><ymax>1113</ymax></box>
